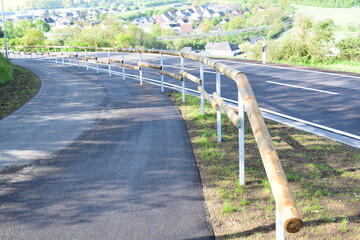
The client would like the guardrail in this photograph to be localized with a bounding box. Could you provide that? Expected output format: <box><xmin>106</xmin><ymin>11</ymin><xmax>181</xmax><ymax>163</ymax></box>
<box><xmin>3</xmin><ymin>46</ymin><xmax>304</xmax><ymax>238</ymax></box>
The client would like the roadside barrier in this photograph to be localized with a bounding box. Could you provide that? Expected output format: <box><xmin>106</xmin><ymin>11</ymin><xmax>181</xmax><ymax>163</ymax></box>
<box><xmin>4</xmin><ymin>46</ymin><xmax>304</xmax><ymax>238</ymax></box>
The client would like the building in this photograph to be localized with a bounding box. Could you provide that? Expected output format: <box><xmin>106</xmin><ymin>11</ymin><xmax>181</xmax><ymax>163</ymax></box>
<box><xmin>205</xmin><ymin>41</ymin><xmax>241</xmax><ymax>57</ymax></box>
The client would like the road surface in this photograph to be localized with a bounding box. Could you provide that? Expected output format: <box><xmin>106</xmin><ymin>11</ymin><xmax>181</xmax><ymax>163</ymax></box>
<box><xmin>0</xmin><ymin>60</ymin><xmax>214</xmax><ymax>240</ymax></box>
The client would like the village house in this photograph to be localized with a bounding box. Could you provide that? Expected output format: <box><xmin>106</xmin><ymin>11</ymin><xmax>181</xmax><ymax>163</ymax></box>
<box><xmin>205</xmin><ymin>41</ymin><xmax>241</xmax><ymax>57</ymax></box>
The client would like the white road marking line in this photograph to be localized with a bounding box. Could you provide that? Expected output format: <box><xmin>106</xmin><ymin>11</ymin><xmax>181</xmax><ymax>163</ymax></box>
<box><xmin>219</xmin><ymin>59</ymin><xmax>360</xmax><ymax>79</ymax></box>
<box><xmin>266</xmin><ymin>81</ymin><xmax>339</xmax><ymax>95</ymax></box>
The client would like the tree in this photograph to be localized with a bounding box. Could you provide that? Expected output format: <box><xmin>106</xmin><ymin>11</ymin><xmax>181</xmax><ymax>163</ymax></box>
<box><xmin>21</xmin><ymin>29</ymin><xmax>46</xmax><ymax>46</ymax></box>
<box><xmin>34</xmin><ymin>19</ymin><xmax>51</xmax><ymax>32</ymax></box>
<box><xmin>151</xmin><ymin>24</ymin><xmax>162</xmax><ymax>37</ymax></box>
<box><xmin>227</xmin><ymin>16</ymin><xmax>246</xmax><ymax>30</ymax></box>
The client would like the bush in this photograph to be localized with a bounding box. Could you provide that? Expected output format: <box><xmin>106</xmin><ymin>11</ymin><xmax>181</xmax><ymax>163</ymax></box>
<box><xmin>337</xmin><ymin>37</ymin><xmax>360</xmax><ymax>62</ymax></box>
<box><xmin>0</xmin><ymin>53</ymin><xmax>13</xmax><ymax>85</ymax></box>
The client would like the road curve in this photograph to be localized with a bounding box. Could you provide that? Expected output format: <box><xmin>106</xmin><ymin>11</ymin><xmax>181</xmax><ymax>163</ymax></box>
<box><xmin>0</xmin><ymin>60</ymin><xmax>214</xmax><ymax>239</ymax></box>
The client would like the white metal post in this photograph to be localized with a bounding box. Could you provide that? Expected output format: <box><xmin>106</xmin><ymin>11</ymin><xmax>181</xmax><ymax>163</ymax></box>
<box><xmin>276</xmin><ymin>207</ymin><xmax>285</xmax><ymax>240</ymax></box>
<box><xmin>55</xmin><ymin>48</ymin><xmax>58</xmax><ymax>64</ymax></box>
<box><xmin>262</xmin><ymin>41</ymin><xmax>266</xmax><ymax>64</ymax></box>
<box><xmin>139</xmin><ymin>52</ymin><xmax>143</xmax><ymax>85</ymax></box>
<box><xmin>200</xmin><ymin>63</ymin><xmax>205</xmax><ymax>115</ymax></box>
<box><xmin>95</xmin><ymin>49</ymin><xmax>99</xmax><ymax>73</ymax></box>
<box><xmin>69</xmin><ymin>56</ymin><xmax>72</xmax><ymax>67</ymax></box>
<box><xmin>85</xmin><ymin>49</ymin><xmax>89</xmax><ymax>71</ymax></box>
<box><xmin>181</xmin><ymin>56</ymin><xmax>185</xmax><ymax>102</ymax></box>
<box><xmin>216</xmin><ymin>71</ymin><xmax>221</xmax><ymax>142</ymax></box>
<box><xmin>160</xmin><ymin>53</ymin><xmax>164</xmax><ymax>92</ymax></box>
<box><xmin>238</xmin><ymin>89</ymin><xmax>245</xmax><ymax>185</ymax></box>
<box><xmin>122</xmin><ymin>52</ymin><xmax>125</xmax><ymax>80</ymax></box>
<box><xmin>62</xmin><ymin>48</ymin><xmax>65</xmax><ymax>65</ymax></box>
<box><xmin>107</xmin><ymin>50</ymin><xmax>111</xmax><ymax>76</ymax></box>
<box><xmin>77</xmin><ymin>49</ymin><xmax>80</xmax><ymax>68</ymax></box>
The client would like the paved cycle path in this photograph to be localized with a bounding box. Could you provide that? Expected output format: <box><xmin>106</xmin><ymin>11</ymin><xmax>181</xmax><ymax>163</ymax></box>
<box><xmin>0</xmin><ymin>60</ymin><xmax>214</xmax><ymax>239</ymax></box>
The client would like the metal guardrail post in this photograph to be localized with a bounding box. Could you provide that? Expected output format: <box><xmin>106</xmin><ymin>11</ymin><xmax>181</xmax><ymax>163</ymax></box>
<box><xmin>55</xmin><ymin>48</ymin><xmax>58</xmax><ymax>64</ymax></box>
<box><xmin>96</xmin><ymin>49</ymin><xmax>99</xmax><ymax>73</ymax></box>
<box><xmin>200</xmin><ymin>62</ymin><xmax>205</xmax><ymax>115</ymax></box>
<box><xmin>262</xmin><ymin>41</ymin><xmax>266</xmax><ymax>64</ymax></box>
<box><xmin>276</xmin><ymin>207</ymin><xmax>285</xmax><ymax>240</ymax></box>
<box><xmin>238</xmin><ymin>87</ymin><xmax>245</xmax><ymax>185</ymax></box>
<box><xmin>181</xmin><ymin>56</ymin><xmax>185</xmax><ymax>102</ymax></box>
<box><xmin>108</xmin><ymin>50</ymin><xmax>112</xmax><ymax>76</ymax></box>
<box><xmin>139</xmin><ymin>52</ymin><xmax>143</xmax><ymax>85</ymax></box>
<box><xmin>122</xmin><ymin>52</ymin><xmax>125</xmax><ymax>80</ymax></box>
<box><xmin>86</xmin><ymin>49</ymin><xmax>89</xmax><ymax>71</ymax></box>
<box><xmin>216</xmin><ymin>71</ymin><xmax>221</xmax><ymax>142</ymax></box>
<box><xmin>160</xmin><ymin>53</ymin><xmax>164</xmax><ymax>92</ymax></box>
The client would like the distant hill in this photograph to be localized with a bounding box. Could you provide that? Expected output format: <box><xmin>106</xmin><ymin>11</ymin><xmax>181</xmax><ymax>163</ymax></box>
<box><xmin>290</xmin><ymin>0</ymin><xmax>359</xmax><ymax>8</ymax></box>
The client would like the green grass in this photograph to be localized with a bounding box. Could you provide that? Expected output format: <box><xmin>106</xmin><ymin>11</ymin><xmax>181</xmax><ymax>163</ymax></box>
<box><xmin>169</xmin><ymin>92</ymin><xmax>360</xmax><ymax>239</ymax></box>
<box><xmin>0</xmin><ymin>54</ymin><xmax>13</xmax><ymax>85</ymax></box>
<box><xmin>0</xmin><ymin>64</ymin><xmax>40</xmax><ymax>119</ymax></box>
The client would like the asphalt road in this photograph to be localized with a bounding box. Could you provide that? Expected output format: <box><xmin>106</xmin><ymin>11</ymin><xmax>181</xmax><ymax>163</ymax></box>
<box><xmin>85</xmin><ymin>52</ymin><xmax>360</xmax><ymax>139</ymax></box>
<box><xmin>0</xmin><ymin>60</ymin><xmax>214</xmax><ymax>239</ymax></box>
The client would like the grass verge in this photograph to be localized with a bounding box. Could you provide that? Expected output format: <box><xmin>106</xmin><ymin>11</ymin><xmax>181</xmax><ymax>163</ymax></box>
<box><xmin>168</xmin><ymin>92</ymin><xmax>360</xmax><ymax>240</ymax></box>
<box><xmin>0</xmin><ymin>64</ymin><xmax>41</xmax><ymax>119</ymax></box>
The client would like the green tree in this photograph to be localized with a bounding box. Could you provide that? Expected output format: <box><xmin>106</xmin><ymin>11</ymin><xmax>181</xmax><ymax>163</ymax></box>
<box><xmin>227</xmin><ymin>16</ymin><xmax>246</xmax><ymax>30</ymax></box>
<box><xmin>34</xmin><ymin>19</ymin><xmax>51</xmax><ymax>32</ymax></box>
<box><xmin>151</xmin><ymin>24</ymin><xmax>162</xmax><ymax>37</ymax></box>
<box><xmin>21</xmin><ymin>29</ymin><xmax>46</xmax><ymax>46</ymax></box>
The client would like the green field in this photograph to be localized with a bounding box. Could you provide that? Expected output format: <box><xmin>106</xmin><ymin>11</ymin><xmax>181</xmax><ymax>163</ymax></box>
<box><xmin>293</xmin><ymin>5</ymin><xmax>360</xmax><ymax>41</ymax></box>
<box><xmin>293</xmin><ymin>5</ymin><xmax>360</xmax><ymax>27</ymax></box>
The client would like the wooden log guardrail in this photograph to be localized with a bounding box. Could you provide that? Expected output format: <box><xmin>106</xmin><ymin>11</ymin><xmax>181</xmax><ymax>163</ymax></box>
<box><xmin>138</xmin><ymin>62</ymin><xmax>162</xmax><ymax>70</ymax></box>
<box><xmin>179</xmin><ymin>71</ymin><xmax>202</xmax><ymax>85</ymax></box>
<box><xmin>108</xmin><ymin>59</ymin><xmax>123</xmax><ymax>63</ymax></box>
<box><xmin>8</xmin><ymin>45</ymin><xmax>304</xmax><ymax>234</ymax></box>
<box><xmin>159</xmin><ymin>70</ymin><xmax>183</xmax><ymax>81</ymax></box>
<box><xmin>119</xmin><ymin>63</ymin><xmax>141</xmax><ymax>70</ymax></box>
<box><xmin>197</xmin><ymin>86</ymin><xmax>218</xmax><ymax>110</ymax></box>
<box><xmin>213</xmin><ymin>93</ymin><xmax>241</xmax><ymax>128</ymax></box>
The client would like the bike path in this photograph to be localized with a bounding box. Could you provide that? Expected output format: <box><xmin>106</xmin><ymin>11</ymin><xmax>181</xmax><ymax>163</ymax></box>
<box><xmin>0</xmin><ymin>60</ymin><xmax>214</xmax><ymax>240</ymax></box>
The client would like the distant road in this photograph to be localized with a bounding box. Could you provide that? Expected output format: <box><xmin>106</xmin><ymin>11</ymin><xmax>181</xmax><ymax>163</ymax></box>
<box><xmin>88</xmin><ymin>52</ymin><xmax>360</xmax><ymax>146</ymax></box>
<box><xmin>157</xmin><ymin>26</ymin><xmax>268</xmax><ymax>40</ymax></box>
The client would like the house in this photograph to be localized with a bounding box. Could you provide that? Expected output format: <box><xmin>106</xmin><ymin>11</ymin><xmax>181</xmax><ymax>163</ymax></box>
<box><xmin>176</xmin><ymin>10</ymin><xmax>191</xmax><ymax>18</ymax></box>
<box><xmin>203</xmin><ymin>9</ymin><xmax>215</xmax><ymax>18</ymax></box>
<box><xmin>250</xmin><ymin>36</ymin><xmax>265</xmax><ymax>45</ymax></box>
<box><xmin>181</xmin><ymin>47</ymin><xmax>194</xmax><ymax>53</ymax></box>
<box><xmin>205</xmin><ymin>41</ymin><xmax>241</xmax><ymax>57</ymax></box>
<box><xmin>180</xmin><ymin>23</ymin><xmax>194</xmax><ymax>35</ymax></box>
<box><xmin>42</xmin><ymin>17</ymin><xmax>56</xmax><ymax>27</ymax></box>
<box><xmin>176</xmin><ymin>18</ymin><xmax>189</xmax><ymax>25</ymax></box>
<box><xmin>138</xmin><ymin>22</ymin><xmax>154</xmax><ymax>33</ymax></box>
<box><xmin>161</xmin><ymin>12</ymin><xmax>175</xmax><ymax>23</ymax></box>
<box><xmin>168</xmin><ymin>23</ymin><xmax>181</xmax><ymax>31</ymax></box>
